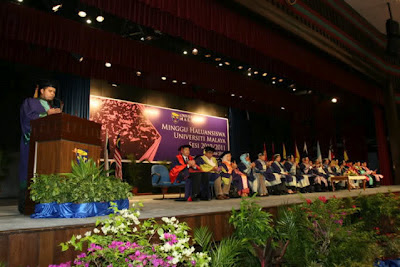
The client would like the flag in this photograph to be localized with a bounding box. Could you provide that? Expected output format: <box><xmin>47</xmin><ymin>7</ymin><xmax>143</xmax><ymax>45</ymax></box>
<box><xmin>33</xmin><ymin>84</ymin><xmax>39</xmax><ymax>98</ymax></box>
<box><xmin>303</xmin><ymin>141</ymin><xmax>308</xmax><ymax>156</ymax></box>
<box><xmin>295</xmin><ymin>142</ymin><xmax>300</xmax><ymax>163</ymax></box>
<box><xmin>328</xmin><ymin>139</ymin><xmax>335</xmax><ymax>161</ymax></box>
<box><xmin>343</xmin><ymin>139</ymin><xmax>349</xmax><ymax>161</ymax></box>
<box><xmin>114</xmin><ymin>134</ymin><xmax>123</xmax><ymax>179</ymax></box>
<box><xmin>282</xmin><ymin>143</ymin><xmax>287</xmax><ymax>159</ymax></box>
<box><xmin>271</xmin><ymin>142</ymin><xmax>275</xmax><ymax>160</ymax></box>
<box><xmin>263</xmin><ymin>142</ymin><xmax>268</xmax><ymax>161</ymax></box>
<box><xmin>316</xmin><ymin>141</ymin><xmax>322</xmax><ymax>161</ymax></box>
<box><xmin>104</xmin><ymin>129</ymin><xmax>110</xmax><ymax>176</ymax></box>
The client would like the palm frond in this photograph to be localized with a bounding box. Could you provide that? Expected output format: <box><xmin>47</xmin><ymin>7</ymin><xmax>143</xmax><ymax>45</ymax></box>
<box><xmin>193</xmin><ymin>226</ymin><xmax>213</xmax><ymax>251</ymax></box>
<box><xmin>211</xmin><ymin>237</ymin><xmax>244</xmax><ymax>267</ymax></box>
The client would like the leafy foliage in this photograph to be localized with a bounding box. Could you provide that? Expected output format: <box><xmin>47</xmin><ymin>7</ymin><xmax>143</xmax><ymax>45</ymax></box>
<box><xmin>193</xmin><ymin>226</ymin><xmax>213</xmax><ymax>252</ymax></box>
<box><xmin>30</xmin><ymin>158</ymin><xmax>132</xmax><ymax>203</ymax></box>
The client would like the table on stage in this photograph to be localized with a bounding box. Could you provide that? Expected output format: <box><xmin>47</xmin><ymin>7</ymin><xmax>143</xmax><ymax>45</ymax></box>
<box><xmin>331</xmin><ymin>176</ymin><xmax>367</xmax><ymax>192</ymax></box>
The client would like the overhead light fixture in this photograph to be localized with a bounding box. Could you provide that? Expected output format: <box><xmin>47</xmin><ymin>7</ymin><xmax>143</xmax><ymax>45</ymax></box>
<box><xmin>96</xmin><ymin>15</ymin><xmax>104</xmax><ymax>22</ymax></box>
<box><xmin>192</xmin><ymin>48</ymin><xmax>198</xmax><ymax>55</ymax></box>
<box><xmin>247</xmin><ymin>72</ymin><xmax>252</xmax><ymax>76</ymax></box>
<box><xmin>254</xmin><ymin>71</ymin><xmax>258</xmax><ymax>74</ymax></box>
<box><xmin>17</xmin><ymin>0</ymin><xmax>23</xmax><ymax>2</ymax></box>
<box><xmin>219</xmin><ymin>63</ymin><xmax>223</xmax><ymax>66</ymax></box>
<box><xmin>239</xmin><ymin>96</ymin><xmax>243</xmax><ymax>98</ymax></box>
<box><xmin>182</xmin><ymin>81</ymin><xmax>187</xmax><ymax>85</ymax></box>
<box><xmin>86</xmin><ymin>19</ymin><xmax>92</xmax><ymax>24</ymax></box>
<box><xmin>105</xmin><ymin>62</ymin><xmax>111</xmax><ymax>67</ymax></box>
<box><xmin>281</xmin><ymin>107</ymin><xmax>285</xmax><ymax>110</ymax></box>
<box><xmin>238</xmin><ymin>66</ymin><xmax>243</xmax><ymax>70</ymax></box>
<box><xmin>78</xmin><ymin>11</ymin><xmax>87</xmax><ymax>17</ymax></box>
<box><xmin>136</xmin><ymin>71</ymin><xmax>141</xmax><ymax>76</ymax></box>
<box><xmin>140</xmin><ymin>37</ymin><xmax>145</xmax><ymax>41</ymax></box>
<box><xmin>248</xmin><ymin>67</ymin><xmax>251</xmax><ymax>71</ymax></box>
<box><xmin>292</xmin><ymin>88</ymin><xmax>296</xmax><ymax>92</ymax></box>
<box><xmin>224</xmin><ymin>62</ymin><xmax>230</xmax><ymax>65</ymax></box>
<box><xmin>172</xmin><ymin>80</ymin><xmax>177</xmax><ymax>83</ymax></box>
<box><xmin>272</xmin><ymin>81</ymin><xmax>276</xmax><ymax>84</ymax></box>
<box><xmin>161</xmin><ymin>76</ymin><xmax>167</xmax><ymax>80</ymax></box>
<box><xmin>231</xmin><ymin>93</ymin><xmax>235</xmax><ymax>97</ymax></box>
<box><xmin>215</xmin><ymin>58</ymin><xmax>221</xmax><ymax>61</ymax></box>
<box><xmin>205</xmin><ymin>54</ymin><xmax>211</xmax><ymax>58</ymax></box>
<box><xmin>272</xmin><ymin>77</ymin><xmax>276</xmax><ymax>80</ymax></box>
<box><xmin>183</xmin><ymin>51</ymin><xmax>188</xmax><ymax>55</ymax></box>
<box><xmin>52</xmin><ymin>4</ymin><xmax>62</xmax><ymax>12</ymax></box>
<box><xmin>111</xmin><ymin>83</ymin><xmax>118</xmax><ymax>87</ymax></box>
<box><xmin>262</xmin><ymin>73</ymin><xmax>267</xmax><ymax>76</ymax></box>
<box><xmin>331</xmin><ymin>97</ymin><xmax>338</xmax><ymax>103</ymax></box>
<box><xmin>279</xmin><ymin>79</ymin><xmax>283</xmax><ymax>82</ymax></box>
<box><xmin>71</xmin><ymin>53</ymin><xmax>83</xmax><ymax>62</ymax></box>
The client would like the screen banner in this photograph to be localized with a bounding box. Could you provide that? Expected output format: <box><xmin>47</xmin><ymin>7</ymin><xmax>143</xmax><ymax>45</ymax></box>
<box><xmin>89</xmin><ymin>95</ymin><xmax>229</xmax><ymax>161</ymax></box>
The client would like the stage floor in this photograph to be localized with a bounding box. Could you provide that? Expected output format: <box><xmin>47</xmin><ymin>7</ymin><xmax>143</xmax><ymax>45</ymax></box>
<box><xmin>1</xmin><ymin>186</ymin><xmax>400</xmax><ymax>233</ymax></box>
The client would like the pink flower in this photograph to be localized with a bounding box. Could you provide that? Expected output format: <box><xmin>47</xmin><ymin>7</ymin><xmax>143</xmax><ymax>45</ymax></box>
<box><xmin>318</xmin><ymin>196</ymin><xmax>327</xmax><ymax>203</ymax></box>
<box><xmin>306</xmin><ymin>199</ymin><xmax>312</xmax><ymax>205</ymax></box>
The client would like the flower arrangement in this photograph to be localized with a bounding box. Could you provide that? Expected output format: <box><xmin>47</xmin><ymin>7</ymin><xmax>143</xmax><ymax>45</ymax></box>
<box><xmin>53</xmin><ymin>203</ymin><xmax>210</xmax><ymax>266</ymax></box>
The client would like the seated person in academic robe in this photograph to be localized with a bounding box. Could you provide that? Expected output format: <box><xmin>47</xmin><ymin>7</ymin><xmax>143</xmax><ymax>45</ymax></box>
<box><xmin>299</xmin><ymin>157</ymin><xmax>319</xmax><ymax>192</ymax></box>
<box><xmin>361</xmin><ymin>161</ymin><xmax>382</xmax><ymax>187</ymax></box>
<box><xmin>284</xmin><ymin>155</ymin><xmax>311</xmax><ymax>193</ymax></box>
<box><xmin>169</xmin><ymin>145</ymin><xmax>209</xmax><ymax>201</ymax></box>
<box><xmin>196</xmin><ymin>146</ymin><xmax>225</xmax><ymax>200</ymax></box>
<box><xmin>271</xmin><ymin>154</ymin><xmax>295</xmax><ymax>194</ymax></box>
<box><xmin>218</xmin><ymin>151</ymin><xmax>234</xmax><ymax>199</ymax></box>
<box><xmin>220</xmin><ymin>152</ymin><xmax>250</xmax><ymax>197</ymax></box>
<box><xmin>18</xmin><ymin>80</ymin><xmax>61</xmax><ymax>213</ymax></box>
<box><xmin>328</xmin><ymin>159</ymin><xmax>341</xmax><ymax>176</ymax></box>
<box><xmin>339</xmin><ymin>160</ymin><xmax>348</xmax><ymax>175</ymax></box>
<box><xmin>255</xmin><ymin>153</ymin><xmax>288</xmax><ymax>195</ymax></box>
<box><xmin>238</xmin><ymin>153</ymin><xmax>267</xmax><ymax>196</ymax></box>
<box><xmin>311</xmin><ymin>159</ymin><xmax>329</xmax><ymax>191</ymax></box>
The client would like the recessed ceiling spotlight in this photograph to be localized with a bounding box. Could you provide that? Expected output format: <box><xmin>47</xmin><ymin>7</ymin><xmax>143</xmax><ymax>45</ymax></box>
<box><xmin>231</xmin><ymin>93</ymin><xmax>235</xmax><ymax>97</ymax></box>
<box><xmin>86</xmin><ymin>19</ymin><xmax>92</xmax><ymax>24</ymax></box>
<box><xmin>96</xmin><ymin>15</ymin><xmax>104</xmax><ymax>22</ymax></box>
<box><xmin>215</xmin><ymin>58</ymin><xmax>221</xmax><ymax>61</ymax></box>
<box><xmin>172</xmin><ymin>80</ymin><xmax>177</xmax><ymax>83</ymax></box>
<box><xmin>78</xmin><ymin>11</ymin><xmax>87</xmax><ymax>17</ymax></box>
<box><xmin>238</xmin><ymin>66</ymin><xmax>243</xmax><ymax>69</ymax></box>
<box><xmin>292</xmin><ymin>88</ymin><xmax>296</xmax><ymax>92</ymax></box>
<box><xmin>279</xmin><ymin>79</ymin><xmax>283</xmax><ymax>82</ymax></box>
<box><xmin>205</xmin><ymin>54</ymin><xmax>211</xmax><ymax>58</ymax></box>
<box><xmin>183</xmin><ymin>51</ymin><xmax>188</xmax><ymax>55</ymax></box>
<box><xmin>272</xmin><ymin>81</ymin><xmax>276</xmax><ymax>84</ymax></box>
<box><xmin>262</xmin><ymin>73</ymin><xmax>267</xmax><ymax>76</ymax></box>
<box><xmin>331</xmin><ymin>97</ymin><xmax>338</xmax><ymax>103</ymax></box>
<box><xmin>17</xmin><ymin>0</ymin><xmax>23</xmax><ymax>2</ymax></box>
<box><xmin>219</xmin><ymin>63</ymin><xmax>223</xmax><ymax>66</ymax></box>
<box><xmin>105</xmin><ymin>62</ymin><xmax>111</xmax><ymax>67</ymax></box>
<box><xmin>272</xmin><ymin>77</ymin><xmax>276</xmax><ymax>80</ymax></box>
<box><xmin>161</xmin><ymin>77</ymin><xmax>167</xmax><ymax>80</ymax></box>
<box><xmin>239</xmin><ymin>95</ymin><xmax>243</xmax><ymax>98</ymax></box>
<box><xmin>254</xmin><ymin>71</ymin><xmax>258</xmax><ymax>74</ymax></box>
<box><xmin>281</xmin><ymin>107</ymin><xmax>285</xmax><ymax>110</ymax></box>
<box><xmin>192</xmin><ymin>48</ymin><xmax>198</xmax><ymax>55</ymax></box>
<box><xmin>52</xmin><ymin>4</ymin><xmax>62</xmax><ymax>12</ymax></box>
<box><xmin>247</xmin><ymin>72</ymin><xmax>252</xmax><ymax>76</ymax></box>
<box><xmin>140</xmin><ymin>37</ymin><xmax>145</xmax><ymax>41</ymax></box>
<box><xmin>111</xmin><ymin>83</ymin><xmax>118</xmax><ymax>87</ymax></box>
<box><xmin>182</xmin><ymin>81</ymin><xmax>187</xmax><ymax>85</ymax></box>
<box><xmin>224</xmin><ymin>62</ymin><xmax>230</xmax><ymax>65</ymax></box>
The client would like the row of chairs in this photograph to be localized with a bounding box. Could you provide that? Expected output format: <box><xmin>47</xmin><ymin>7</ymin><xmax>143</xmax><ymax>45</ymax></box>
<box><xmin>151</xmin><ymin>165</ymin><xmax>215</xmax><ymax>199</ymax></box>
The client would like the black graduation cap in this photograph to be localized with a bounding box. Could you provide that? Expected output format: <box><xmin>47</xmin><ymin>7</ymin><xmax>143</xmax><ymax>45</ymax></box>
<box><xmin>37</xmin><ymin>79</ymin><xmax>58</xmax><ymax>90</ymax></box>
<box><xmin>178</xmin><ymin>144</ymin><xmax>192</xmax><ymax>151</ymax></box>
<box><xmin>204</xmin><ymin>146</ymin><xmax>215</xmax><ymax>153</ymax></box>
<box><xmin>220</xmin><ymin>151</ymin><xmax>231</xmax><ymax>159</ymax></box>
<box><xmin>273</xmin><ymin>154</ymin><xmax>280</xmax><ymax>160</ymax></box>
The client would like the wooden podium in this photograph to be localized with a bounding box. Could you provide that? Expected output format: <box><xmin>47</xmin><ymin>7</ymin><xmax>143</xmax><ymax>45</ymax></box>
<box><xmin>24</xmin><ymin>113</ymin><xmax>102</xmax><ymax>215</ymax></box>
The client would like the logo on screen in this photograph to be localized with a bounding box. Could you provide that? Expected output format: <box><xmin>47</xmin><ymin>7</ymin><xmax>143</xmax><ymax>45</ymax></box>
<box><xmin>171</xmin><ymin>112</ymin><xmax>180</xmax><ymax>124</ymax></box>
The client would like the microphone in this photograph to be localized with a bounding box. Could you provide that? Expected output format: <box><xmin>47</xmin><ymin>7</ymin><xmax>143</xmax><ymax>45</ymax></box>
<box><xmin>52</xmin><ymin>98</ymin><xmax>64</xmax><ymax>112</ymax></box>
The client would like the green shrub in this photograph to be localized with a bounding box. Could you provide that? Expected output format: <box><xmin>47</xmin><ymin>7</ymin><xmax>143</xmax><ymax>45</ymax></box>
<box><xmin>30</xmin><ymin>158</ymin><xmax>132</xmax><ymax>203</ymax></box>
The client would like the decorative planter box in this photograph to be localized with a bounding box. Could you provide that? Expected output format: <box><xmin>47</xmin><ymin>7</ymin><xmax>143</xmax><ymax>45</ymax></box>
<box><xmin>31</xmin><ymin>199</ymin><xmax>129</xmax><ymax>218</ymax></box>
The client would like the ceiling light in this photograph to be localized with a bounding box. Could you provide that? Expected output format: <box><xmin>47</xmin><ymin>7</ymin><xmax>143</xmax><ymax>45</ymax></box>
<box><xmin>215</xmin><ymin>58</ymin><xmax>221</xmax><ymax>61</ymax></box>
<box><xmin>331</xmin><ymin>97</ymin><xmax>338</xmax><ymax>103</ymax></box>
<box><xmin>105</xmin><ymin>62</ymin><xmax>111</xmax><ymax>67</ymax></box>
<box><xmin>17</xmin><ymin>0</ymin><xmax>23</xmax><ymax>2</ymax></box>
<box><xmin>254</xmin><ymin>71</ymin><xmax>258</xmax><ymax>74</ymax></box>
<box><xmin>136</xmin><ymin>71</ymin><xmax>141</xmax><ymax>76</ymax></box>
<box><xmin>247</xmin><ymin>72</ymin><xmax>252</xmax><ymax>76</ymax></box>
<box><xmin>183</xmin><ymin>51</ymin><xmax>188</xmax><ymax>55</ymax></box>
<box><xmin>172</xmin><ymin>80</ymin><xmax>177</xmax><ymax>83</ymax></box>
<box><xmin>224</xmin><ymin>62</ymin><xmax>230</xmax><ymax>65</ymax></box>
<box><xmin>262</xmin><ymin>73</ymin><xmax>267</xmax><ymax>76</ymax></box>
<box><xmin>219</xmin><ymin>63</ymin><xmax>223</xmax><ymax>66</ymax></box>
<box><xmin>239</xmin><ymin>96</ymin><xmax>243</xmax><ymax>98</ymax></box>
<box><xmin>111</xmin><ymin>83</ymin><xmax>118</xmax><ymax>87</ymax></box>
<box><xmin>238</xmin><ymin>66</ymin><xmax>243</xmax><ymax>69</ymax></box>
<box><xmin>272</xmin><ymin>77</ymin><xmax>276</xmax><ymax>80</ymax></box>
<box><xmin>281</xmin><ymin>107</ymin><xmax>285</xmax><ymax>110</ymax></box>
<box><xmin>78</xmin><ymin>11</ymin><xmax>87</xmax><ymax>17</ymax></box>
<box><xmin>192</xmin><ymin>48</ymin><xmax>198</xmax><ymax>55</ymax></box>
<box><xmin>205</xmin><ymin>54</ymin><xmax>211</xmax><ymax>58</ymax></box>
<box><xmin>96</xmin><ymin>15</ymin><xmax>104</xmax><ymax>22</ymax></box>
<box><xmin>86</xmin><ymin>19</ymin><xmax>92</xmax><ymax>24</ymax></box>
<box><xmin>182</xmin><ymin>81</ymin><xmax>186</xmax><ymax>85</ymax></box>
<box><xmin>292</xmin><ymin>88</ymin><xmax>296</xmax><ymax>92</ymax></box>
<box><xmin>140</xmin><ymin>37</ymin><xmax>145</xmax><ymax>41</ymax></box>
<box><xmin>231</xmin><ymin>93</ymin><xmax>235</xmax><ymax>97</ymax></box>
<box><xmin>52</xmin><ymin>4</ymin><xmax>62</xmax><ymax>12</ymax></box>
<box><xmin>161</xmin><ymin>77</ymin><xmax>167</xmax><ymax>80</ymax></box>
<box><xmin>272</xmin><ymin>81</ymin><xmax>276</xmax><ymax>84</ymax></box>
<box><xmin>279</xmin><ymin>79</ymin><xmax>283</xmax><ymax>82</ymax></box>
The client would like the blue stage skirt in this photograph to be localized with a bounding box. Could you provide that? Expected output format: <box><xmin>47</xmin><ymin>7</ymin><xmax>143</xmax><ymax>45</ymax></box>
<box><xmin>31</xmin><ymin>199</ymin><xmax>129</xmax><ymax>219</ymax></box>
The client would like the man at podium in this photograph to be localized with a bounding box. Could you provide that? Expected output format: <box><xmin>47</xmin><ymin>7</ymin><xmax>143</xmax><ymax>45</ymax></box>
<box><xmin>18</xmin><ymin>80</ymin><xmax>61</xmax><ymax>213</ymax></box>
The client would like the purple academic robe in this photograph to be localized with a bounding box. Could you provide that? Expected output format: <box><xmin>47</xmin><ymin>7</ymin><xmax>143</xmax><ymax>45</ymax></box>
<box><xmin>19</xmin><ymin>98</ymin><xmax>47</xmax><ymax>188</ymax></box>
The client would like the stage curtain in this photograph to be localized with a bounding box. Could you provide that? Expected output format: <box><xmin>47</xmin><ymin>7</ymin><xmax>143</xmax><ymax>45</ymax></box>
<box><xmin>57</xmin><ymin>73</ymin><xmax>90</xmax><ymax>119</ymax></box>
<box><xmin>373</xmin><ymin>105</ymin><xmax>393</xmax><ymax>185</ymax></box>
<box><xmin>81</xmin><ymin>0</ymin><xmax>383</xmax><ymax>104</ymax></box>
